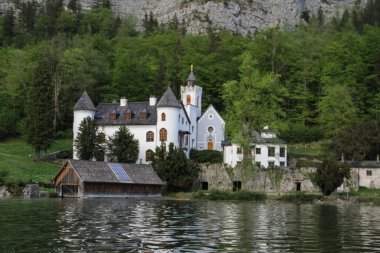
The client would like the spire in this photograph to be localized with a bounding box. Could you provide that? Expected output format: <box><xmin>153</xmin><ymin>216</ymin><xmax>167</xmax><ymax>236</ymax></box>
<box><xmin>74</xmin><ymin>90</ymin><xmax>96</xmax><ymax>111</ymax></box>
<box><xmin>187</xmin><ymin>64</ymin><xmax>196</xmax><ymax>86</ymax></box>
<box><xmin>156</xmin><ymin>87</ymin><xmax>181</xmax><ymax>108</ymax></box>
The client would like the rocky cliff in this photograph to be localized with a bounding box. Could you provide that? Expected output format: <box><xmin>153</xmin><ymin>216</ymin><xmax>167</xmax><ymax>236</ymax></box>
<box><xmin>106</xmin><ymin>0</ymin><xmax>365</xmax><ymax>34</ymax></box>
<box><xmin>1</xmin><ymin>0</ymin><xmax>366</xmax><ymax>34</ymax></box>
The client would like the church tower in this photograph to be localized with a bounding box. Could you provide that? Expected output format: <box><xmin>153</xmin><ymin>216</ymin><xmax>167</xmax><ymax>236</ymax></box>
<box><xmin>180</xmin><ymin>65</ymin><xmax>202</xmax><ymax>149</ymax></box>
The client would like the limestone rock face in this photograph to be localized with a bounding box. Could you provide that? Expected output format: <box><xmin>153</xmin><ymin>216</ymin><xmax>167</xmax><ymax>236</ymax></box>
<box><xmin>1</xmin><ymin>0</ymin><xmax>365</xmax><ymax>35</ymax></box>
<box><xmin>92</xmin><ymin>0</ymin><xmax>364</xmax><ymax>35</ymax></box>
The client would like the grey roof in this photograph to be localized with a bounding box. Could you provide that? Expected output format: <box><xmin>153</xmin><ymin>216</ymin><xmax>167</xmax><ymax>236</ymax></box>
<box><xmin>188</xmin><ymin>71</ymin><xmax>196</xmax><ymax>81</ymax></box>
<box><xmin>156</xmin><ymin>87</ymin><xmax>181</xmax><ymax>108</ymax></box>
<box><xmin>54</xmin><ymin>160</ymin><xmax>164</xmax><ymax>185</ymax></box>
<box><xmin>349</xmin><ymin>161</ymin><xmax>380</xmax><ymax>168</ymax></box>
<box><xmin>74</xmin><ymin>91</ymin><xmax>96</xmax><ymax>111</ymax></box>
<box><xmin>95</xmin><ymin>101</ymin><xmax>157</xmax><ymax>125</ymax></box>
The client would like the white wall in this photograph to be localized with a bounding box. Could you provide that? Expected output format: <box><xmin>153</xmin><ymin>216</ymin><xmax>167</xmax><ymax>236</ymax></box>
<box><xmin>254</xmin><ymin>144</ymin><xmax>287</xmax><ymax>168</ymax></box>
<box><xmin>73</xmin><ymin>110</ymin><xmax>95</xmax><ymax>159</ymax></box>
<box><xmin>100</xmin><ymin>124</ymin><xmax>157</xmax><ymax>164</ymax></box>
<box><xmin>223</xmin><ymin>144</ymin><xmax>243</xmax><ymax>168</ymax></box>
<box><xmin>357</xmin><ymin>168</ymin><xmax>380</xmax><ymax>189</ymax></box>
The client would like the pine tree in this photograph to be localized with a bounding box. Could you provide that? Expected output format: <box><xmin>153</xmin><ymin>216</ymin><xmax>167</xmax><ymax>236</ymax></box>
<box><xmin>74</xmin><ymin>117</ymin><xmax>104</xmax><ymax>160</ymax></box>
<box><xmin>3</xmin><ymin>8</ymin><xmax>15</xmax><ymax>45</ymax></box>
<box><xmin>151</xmin><ymin>143</ymin><xmax>200</xmax><ymax>191</ymax></box>
<box><xmin>106</xmin><ymin>125</ymin><xmax>139</xmax><ymax>163</ymax></box>
<box><xmin>23</xmin><ymin>47</ymin><xmax>56</xmax><ymax>160</ymax></box>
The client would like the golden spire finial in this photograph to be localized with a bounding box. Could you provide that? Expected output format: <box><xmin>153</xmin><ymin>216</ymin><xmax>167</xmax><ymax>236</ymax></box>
<box><xmin>191</xmin><ymin>64</ymin><xmax>193</xmax><ymax>72</ymax></box>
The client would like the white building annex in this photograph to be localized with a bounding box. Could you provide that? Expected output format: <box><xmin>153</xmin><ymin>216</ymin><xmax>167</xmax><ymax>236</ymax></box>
<box><xmin>73</xmin><ymin>69</ymin><xmax>226</xmax><ymax>164</ymax></box>
<box><xmin>223</xmin><ymin>126</ymin><xmax>288</xmax><ymax>169</ymax></box>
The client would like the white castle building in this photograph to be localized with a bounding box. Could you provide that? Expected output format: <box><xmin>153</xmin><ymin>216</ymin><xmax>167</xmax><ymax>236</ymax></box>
<box><xmin>73</xmin><ymin>69</ymin><xmax>226</xmax><ymax>164</ymax></box>
<box><xmin>73</xmin><ymin>68</ymin><xmax>287</xmax><ymax>168</ymax></box>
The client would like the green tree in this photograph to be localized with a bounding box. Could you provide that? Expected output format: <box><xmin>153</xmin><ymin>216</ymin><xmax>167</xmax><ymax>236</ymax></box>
<box><xmin>74</xmin><ymin>117</ymin><xmax>104</xmax><ymax>160</ymax></box>
<box><xmin>151</xmin><ymin>143</ymin><xmax>200</xmax><ymax>191</ymax></box>
<box><xmin>222</xmin><ymin>52</ymin><xmax>285</xmax><ymax>151</ymax></box>
<box><xmin>314</xmin><ymin>158</ymin><xmax>350</xmax><ymax>196</ymax></box>
<box><xmin>23</xmin><ymin>46</ymin><xmax>56</xmax><ymax>160</ymax></box>
<box><xmin>106</xmin><ymin>125</ymin><xmax>139</xmax><ymax>163</ymax></box>
<box><xmin>318</xmin><ymin>84</ymin><xmax>357</xmax><ymax>138</ymax></box>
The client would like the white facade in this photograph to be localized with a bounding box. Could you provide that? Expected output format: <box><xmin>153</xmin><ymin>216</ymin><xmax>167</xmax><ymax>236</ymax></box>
<box><xmin>223</xmin><ymin>128</ymin><xmax>287</xmax><ymax>169</ymax></box>
<box><xmin>73</xmin><ymin>110</ymin><xmax>95</xmax><ymax>160</ymax></box>
<box><xmin>197</xmin><ymin>105</ymin><xmax>225</xmax><ymax>151</ymax></box>
<box><xmin>73</xmin><ymin>70</ymin><xmax>225</xmax><ymax>164</ymax></box>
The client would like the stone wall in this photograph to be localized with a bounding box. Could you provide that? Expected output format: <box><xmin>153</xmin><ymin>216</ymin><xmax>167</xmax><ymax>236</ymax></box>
<box><xmin>198</xmin><ymin>163</ymin><xmax>360</xmax><ymax>194</ymax></box>
<box><xmin>1</xmin><ymin>0</ymin><xmax>366</xmax><ymax>35</ymax></box>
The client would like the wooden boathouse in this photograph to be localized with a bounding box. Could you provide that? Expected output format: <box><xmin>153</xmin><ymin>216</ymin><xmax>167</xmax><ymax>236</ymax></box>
<box><xmin>53</xmin><ymin>160</ymin><xmax>164</xmax><ymax>197</ymax></box>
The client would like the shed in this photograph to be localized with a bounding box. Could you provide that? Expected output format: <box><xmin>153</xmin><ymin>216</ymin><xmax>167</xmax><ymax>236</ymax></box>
<box><xmin>53</xmin><ymin>160</ymin><xmax>164</xmax><ymax>197</ymax></box>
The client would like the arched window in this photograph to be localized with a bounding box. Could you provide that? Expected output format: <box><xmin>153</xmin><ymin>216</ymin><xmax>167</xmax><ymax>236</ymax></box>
<box><xmin>160</xmin><ymin>128</ymin><xmax>167</xmax><ymax>142</ymax></box>
<box><xmin>207</xmin><ymin>139</ymin><xmax>214</xmax><ymax>150</ymax></box>
<box><xmin>146</xmin><ymin>149</ymin><xmax>153</xmax><ymax>162</ymax></box>
<box><xmin>161</xmin><ymin>113</ymin><xmax>166</xmax><ymax>121</ymax></box>
<box><xmin>186</xmin><ymin>95</ymin><xmax>191</xmax><ymax>105</ymax></box>
<box><xmin>146</xmin><ymin>131</ymin><xmax>154</xmax><ymax>142</ymax></box>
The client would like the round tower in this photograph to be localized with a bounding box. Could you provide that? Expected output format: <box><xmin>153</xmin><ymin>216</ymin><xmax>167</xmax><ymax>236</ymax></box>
<box><xmin>73</xmin><ymin>90</ymin><xmax>96</xmax><ymax>159</ymax></box>
<box><xmin>156</xmin><ymin>87</ymin><xmax>181</xmax><ymax>147</ymax></box>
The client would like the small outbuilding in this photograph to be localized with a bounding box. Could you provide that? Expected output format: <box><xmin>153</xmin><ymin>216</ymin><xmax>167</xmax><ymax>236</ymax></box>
<box><xmin>53</xmin><ymin>160</ymin><xmax>164</xmax><ymax>198</ymax></box>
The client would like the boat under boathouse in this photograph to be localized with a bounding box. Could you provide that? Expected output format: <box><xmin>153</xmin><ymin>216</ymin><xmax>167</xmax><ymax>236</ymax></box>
<box><xmin>53</xmin><ymin>160</ymin><xmax>164</xmax><ymax>198</ymax></box>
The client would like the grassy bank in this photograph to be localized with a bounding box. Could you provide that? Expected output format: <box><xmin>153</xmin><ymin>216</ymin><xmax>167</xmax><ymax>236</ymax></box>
<box><xmin>0</xmin><ymin>138</ymin><xmax>72</xmax><ymax>185</ymax></box>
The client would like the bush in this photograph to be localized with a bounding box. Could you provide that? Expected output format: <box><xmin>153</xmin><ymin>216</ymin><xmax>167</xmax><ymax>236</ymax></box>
<box><xmin>276</xmin><ymin>192</ymin><xmax>321</xmax><ymax>202</ymax></box>
<box><xmin>193</xmin><ymin>190</ymin><xmax>266</xmax><ymax>201</ymax></box>
<box><xmin>190</xmin><ymin>149</ymin><xmax>223</xmax><ymax>163</ymax></box>
<box><xmin>279</xmin><ymin>122</ymin><xmax>322</xmax><ymax>143</ymax></box>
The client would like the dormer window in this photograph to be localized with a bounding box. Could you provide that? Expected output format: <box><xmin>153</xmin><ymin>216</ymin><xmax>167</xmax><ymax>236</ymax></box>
<box><xmin>124</xmin><ymin>112</ymin><xmax>132</xmax><ymax>120</ymax></box>
<box><xmin>140</xmin><ymin>112</ymin><xmax>148</xmax><ymax>120</ymax></box>
<box><xmin>110</xmin><ymin>113</ymin><xmax>117</xmax><ymax>120</ymax></box>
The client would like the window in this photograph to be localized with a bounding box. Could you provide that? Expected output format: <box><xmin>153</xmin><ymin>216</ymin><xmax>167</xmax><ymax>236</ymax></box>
<box><xmin>208</xmin><ymin>114</ymin><xmax>213</xmax><ymax>119</ymax></box>
<box><xmin>268</xmin><ymin>161</ymin><xmax>275</xmax><ymax>168</ymax></box>
<box><xmin>255</xmin><ymin>162</ymin><xmax>261</xmax><ymax>167</ymax></box>
<box><xmin>161</xmin><ymin>113</ymin><xmax>166</xmax><ymax>121</ymax></box>
<box><xmin>110</xmin><ymin>114</ymin><xmax>116</xmax><ymax>120</ymax></box>
<box><xmin>268</xmin><ymin>147</ymin><xmax>275</xmax><ymax>157</ymax></box>
<box><xmin>237</xmin><ymin>147</ymin><xmax>242</xmax><ymax>154</ymax></box>
<box><xmin>201</xmin><ymin>182</ymin><xmax>208</xmax><ymax>190</ymax></box>
<box><xmin>208</xmin><ymin>126</ymin><xmax>214</xmax><ymax>133</ymax></box>
<box><xmin>182</xmin><ymin>117</ymin><xmax>184</xmax><ymax>124</ymax></box>
<box><xmin>140</xmin><ymin>112</ymin><xmax>147</xmax><ymax>120</ymax></box>
<box><xmin>187</xmin><ymin>95</ymin><xmax>191</xmax><ymax>105</ymax></box>
<box><xmin>146</xmin><ymin>131</ymin><xmax>154</xmax><ymax>142</ymax></box>
<box><xmin>159</xmin><ymin>128</ymin><xmax>167</xmax><ymax>141</ymax></box>
<box><xmin>256</xmin><ymin>148</ymin><xmax>261</xmax><ymax>155</ymax></box>
<box><xmin>146</xmin><ymin>149</ymin><xmax>153</xmax><ymax>161</ymax></box>
<box><xmin>280</xmin><ymin>147</ymin><xmax>285</xmax><ymax>157</ymax></box>
<box><xmin>192</xmin><ymin>126</ymin><xmax>194</xmax><ymax>132</ymax></box>
<box><xmin>280</xmin><ymin>161</ymin><xmax>285</xmax><ymax>167</ymax></box>
<box><xmin>367</xmin><ymin>170</ymin><xmax>372</xmax><ymax>176</ymax></box>
<box><xmin>124</xmin><ymin>113</ymin><xmax>131</xmax><ymax>120</ymax></box>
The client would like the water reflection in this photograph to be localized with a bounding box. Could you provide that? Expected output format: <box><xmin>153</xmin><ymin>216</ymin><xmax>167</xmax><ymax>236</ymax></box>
<box><xmin>1</xmin><ymin>199</ymin><xmax>380</xmax><ymax>252</ymax></box>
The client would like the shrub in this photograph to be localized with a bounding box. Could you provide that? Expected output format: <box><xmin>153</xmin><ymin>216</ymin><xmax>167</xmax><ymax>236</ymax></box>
<box><xmin>190</xmin><ymin>149</ymin><xmax>223</xmax><ymax>163</ymax></box>
<box><xmin>279</xmin><ymin>122</ymin><xmax>322</xmax><ymax>143</ymax></box>
<box><xmin>193</xmin><ymin>190</ymin><xmax>266</xmax><ymax>201</ymax></box>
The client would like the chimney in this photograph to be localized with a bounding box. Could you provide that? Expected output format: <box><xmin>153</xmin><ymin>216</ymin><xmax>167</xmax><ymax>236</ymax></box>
<box><xmin>120</xmin><ymin>97</ymin><xmax>127</xmax><ymax>107</ymax></box>
<box><xmin>149</xmin><ymin>96</ymin><xmax>157</xmax><ymax>106</ymax></box>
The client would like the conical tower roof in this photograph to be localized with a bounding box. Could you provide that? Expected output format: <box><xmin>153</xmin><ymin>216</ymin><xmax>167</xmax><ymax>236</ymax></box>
<box><xmin>156</xmin><ymin>87</ymin><xmax>181</xmax><ymax>108</ymax></box>
<box><xmin>187</xmin><ymin>71</ymin><xmax>196</xmax><ymax>81</ymax></box>
<box><xmin>74</xmin><ymin>91</ymin><xmax>96</xmax><ymax>111</ymax></box>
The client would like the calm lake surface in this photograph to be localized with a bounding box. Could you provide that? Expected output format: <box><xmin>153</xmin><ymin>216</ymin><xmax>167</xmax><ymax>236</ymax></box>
<box><xmin>1</xmin><ymin>199</ymin><xmax>380</xmax><ymax>252</ymax></box>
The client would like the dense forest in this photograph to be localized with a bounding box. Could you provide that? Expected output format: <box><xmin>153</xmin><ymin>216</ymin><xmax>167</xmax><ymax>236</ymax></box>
<box><xmin>0</xmin><ymin>0</ymin><xmax>379</xmax><ymax>159</ymax></box>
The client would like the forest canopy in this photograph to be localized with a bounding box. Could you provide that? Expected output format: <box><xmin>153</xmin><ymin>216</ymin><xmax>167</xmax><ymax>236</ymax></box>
<box><xmin>0</xmin><ymin>0</ymin><xmax>379</xmax><ymax>160</ymax></box>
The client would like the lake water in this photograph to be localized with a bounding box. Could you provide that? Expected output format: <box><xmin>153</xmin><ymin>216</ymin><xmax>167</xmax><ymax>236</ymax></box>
<box><xmin>1</xmin><ymin>198</ymin><xmax>380</xmax><ymax>252</ymax></box>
